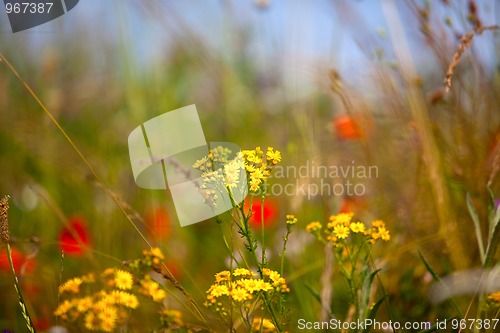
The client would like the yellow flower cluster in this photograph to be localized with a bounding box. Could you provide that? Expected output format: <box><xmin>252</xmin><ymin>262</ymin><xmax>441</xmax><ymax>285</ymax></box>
<box><xmin>55</xmin><ymin>260</ymin><xmax>170</xmax><ymax>332</ymax></box>
<box><xmin>286</xmin><ymin>214</ymin><xmax>298</xmax><ymax>225</ymax></box>
<box><xmin>137</xmin><ymin>246</ymin><xmax>166</xmax><ymax>268</ymax></box>
<box><xmin>242</xmin><ymin>147</ymin><xmax>282</xmax><ymax>192</ymax></box>
<box><xmin>55</xmin><ymin>286</ymin><xmax>139</xmax><ymax>331</ymax></box>
<box><xmin>305</xmin><ymin>221</ymin><xmax>322</xmax><ymax>233</ymax></box>
<box><xmin>369</xmin><ymin>220</ymin><xmax>391</xmax><ymax>242</ymax></box>
<box><xmin>59</xmin><ymin>273</ymin><xmax>94</xmax><ymax>294</ymax></box>
<box><xmin>252</xmin><ymin>317</ymin><xmax>277</xmax><ymax>332</ymax></box>
<box><xmin>139</xmin><ymin>275</ymin><xmax>168</xmax><ymax>303</ymax></box>
<box><xmin>192</xmin><ymin>146</ymin><xmax>282</xmax><ymax>209</ymax></box>
<box><xmin>205</xmin><ymin>268</ymin><xmax>289</xmax><ymax>314</ymax></box>
<box><xmin>193</xmin><ymin>146</ymin><xmax>247</xmax><ymax>208</ymax></box>
<box><xmin>306</xmin><ymin>213</ymin><xmax>390</xmax><ymax>244</ymax></box>
<box><xmin>487</xmin><ymin>291</ymin><xmax>500</xmax><ymax>305</ymax></box>
<box><xmin>59</xmin><ymin>277</ymin><xmax>83</xmax><ymax>294</ymax></box>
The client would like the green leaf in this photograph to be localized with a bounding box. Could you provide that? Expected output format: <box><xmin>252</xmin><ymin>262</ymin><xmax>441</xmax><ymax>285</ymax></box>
<box><xmin>418</xmin><ymin>251</ymin><xmax>440</xmax><ymax>282</ymax></box>
<box><xmin>302</xmin><ymin>282</ymin><xmax>322</xmax><ymax>304</ymax></box>
<box><xmin>489</xmin><ymin>201</ymin><xmax>500</xmax><ymax>242</ymax></box>
<box><xmin>302</xmin><ymin>283</ymin><xmax>334</xmax><ymax>319</ymax></box>
<box><xmin>484</xmin><ymin>215</ymin><xmax>500</xmax><ymax>268</ymax></box>
<box><xmin>362</xmin><ymin>295</ymin><xmax>386</xmax><ymax>333</ymax></box>
<box><xmin>467</xmin><ymin>193</ymin><xmax>485</xmax><ymax>264</ymax></box>
<box><xmin>487</xmin><ymin>187</ymin><xmax>496</xmax><ymax>234</ymax></box>
<box><xmin>360</xmin><ymin>268</ymin><xmax>381</xmax><ymax>320</ymax></box>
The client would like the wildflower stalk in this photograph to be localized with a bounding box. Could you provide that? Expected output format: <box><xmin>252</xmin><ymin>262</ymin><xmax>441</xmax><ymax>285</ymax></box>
<box><xmin>279</xmin><ymin>230</ymin><xmax>290</xmax><ymax>277</ymax></box>
<box><xmin>1</xmin><ymin>195</ymin><xmax>37</xmax><ymax>333</ymax></box>
<box><xmin>6</xmin><ymin>244</ymin><xmax>37</xmax><ymax>333</ymax></box>
<box><xmin>260</xmin><ymin>195</ymin><xmax>266</xmax><ymax>267</ymax></box>
<box><xmin>236</xmin><ymin>200</ymin><xmax>261</xmax><ymax>273</ymax></box>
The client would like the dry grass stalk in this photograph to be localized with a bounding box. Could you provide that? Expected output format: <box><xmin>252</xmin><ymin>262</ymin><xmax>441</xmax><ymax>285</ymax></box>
<box><xmin>0</xmin><ymin>195</ymin><xmax>10</xmax><ymax>243</ymax></box>
<box><xmin>444</xmin><ymin>25</ymin><xmax>499</xmax><ymax>92</ymax></box>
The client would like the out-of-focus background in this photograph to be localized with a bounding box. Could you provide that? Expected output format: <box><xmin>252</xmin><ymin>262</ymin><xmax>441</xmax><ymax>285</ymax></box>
<box><xmin>1</xmin><ymin>0</ymin><xmax>500</xmax><ymax>331</ymax></box>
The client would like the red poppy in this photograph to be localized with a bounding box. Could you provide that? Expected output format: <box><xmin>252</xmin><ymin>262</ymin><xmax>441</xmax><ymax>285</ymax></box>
<box><xmin>333</xmin><ymin>114</ymin><xmax>362</xmax><ymax>140</ymax></box>
<box><xmin>0</xmin><ymin>247</ymin><xmax>35</xmax><ymax>274</ymax></box>
<box><xmin>58</xmin><ymin>215</ymin><xmax>91</xmax><ymax>255</ymax></box>
<box><xmin>145</xmin><ymin>206</ymin><xmax>171</xmax><ymax>241</ymax></box>
<box><xmin>33</xmin><ymin>318</ymin><xmax>51</xmax><ymax>331</ymax></box>
<box><xmin>244</xmin><ymin>198</ymin><xmax>278</xmax><ymax>228</ymax></box>
<box><xmin>339</xmin><ymin>197</ymin><xmax>366</xmax><ymax>214</ymax></box>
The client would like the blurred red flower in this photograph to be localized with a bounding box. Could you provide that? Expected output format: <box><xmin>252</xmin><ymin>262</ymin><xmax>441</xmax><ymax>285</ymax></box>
<box><xmin>0</xmin><ymin>247</ymin><xmax>35</xmax><ymax>274</ymax></box>
<box><xmin>245</xmin><ymin>198</ymin><xmax>278</xmax><ymax>228</ymax></box>
<box><xmin>58</xmin><ymin>215</ymin><xmax>91</xmax><ymax>255</ymax></box>
<box><xmin>333</xmin><ymin>114</ymin><xmax>362</xmax><ymax>140</ymax></box>
<box><xmin>161</xmin><ymin>261</ymin><xmax>181</xmax><ymax>281</ymax></box>
<box><xmin>145</xmin><ymin>206</ymin><xmax>171</xmax><ymax>241</ymax></box>
<box><xmin>339</xmin><ymin>197</ymin><xmax>366</xmax><ymax>214</ymax></box>
<box><xmin>33</xmin><ymin>318</ymin><xmax>51</xmax><ymax>331</ymax></box>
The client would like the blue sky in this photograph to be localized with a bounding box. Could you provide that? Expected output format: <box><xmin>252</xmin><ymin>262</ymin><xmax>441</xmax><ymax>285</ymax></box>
<box><xmin>1</xmin><ymin>0</ymin><xmax>498</xmax><ymax>93</ymax></box>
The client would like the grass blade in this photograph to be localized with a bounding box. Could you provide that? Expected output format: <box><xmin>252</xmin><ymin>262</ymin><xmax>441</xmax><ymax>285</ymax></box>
<box><xmin>362</xmin><ymin>295</ymin><xmax>386</xmax><ymax>333</ymax></box>
<box><xmin>360</xmin><ymin>268</ymin><xmax>381</xmax><ymax>320</ymax></box>
<box><xmin>466</xmin><ymin>193</ymin><xmax>485</xmax><ymax>264</ymax></box>
<box><xmin>302</xmin><ymin>282</ymin><xmax>334</xmax><ymax>320</ymax></box>
<box><xmin>484</xmin><ymin>216</ymin><xmax>500</xmax><ymax>268</ymax></box>
<box><xmin>418</xmin><ymin>251</ymin><xmax>440</xmax><ymax>282</ymax></box>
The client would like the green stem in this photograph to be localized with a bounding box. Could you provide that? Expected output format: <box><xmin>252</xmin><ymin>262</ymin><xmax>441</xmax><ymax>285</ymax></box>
<box><xmin>6</xmin><ymin>243</ymin><xmax>37</xmax><ymax>333</ymax></box>
<box><xmin>260</xmin><ymin>195</ymin><xmax>266</xmax><ymax>266</ymax></box>
<box><xmin>280</xmin><ymin>230</ymin><xmax>291</xmax><ymax>277</ymax></box>
<box><xmin>238</xmin><ymin>202</ymin><xmax>261</xmax><ymax>274</ymax></box>
<box><xmin>263</xmin><ymin>294</ymin><xmax>283</xmax><ymax>332</ymax></box>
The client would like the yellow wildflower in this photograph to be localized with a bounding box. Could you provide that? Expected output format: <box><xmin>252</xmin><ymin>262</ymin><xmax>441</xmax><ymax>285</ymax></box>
<box><xmin>286</xmin><ymin>214</ymin><xmax>297</xmax><ymax>225</ymax></box>
<box><xmin>487</xmin><ymin>291</ymin><xmax>500</xmax><ymax>303</ymax></box>
<box><xmin>119</xmin><ymin>292</ymin><xmax>139</xmax><ymax>309</ymax></box>
<box><xmin>266</xmin><ymin>148</ymin><xmax>282</xmax><ymax>165</ymax></box>
<box><xmin>54</xmin><ymin>299</ymin><xmax>74</xmax><ymax>317</ymax></box>
<box><xmin>59</xmin><ymin>277</ymin><xmax>83</xmax><ymax>294</ymax></box>
<box><xmin>144</xmin><ymin>280</ymin><xmax>167</xmax><ymax>302</ymax></box>
<box><xmin>255</xmin><ymin>279</ymin><xmax>273</xmax><ymax>292</ymax></box>
<box><xmin>378</xmin><ymin>226</ymin><xmax>390</xmax><ymax>241</ymax></box>
<box><xmin>84</xmin><ymin>312</ymin><xmax>98</xmax><ymax>331</ymax></box>
<box><xmin>306</xmin><ymin>221</ymin><xmax>322</xmax><ymax>233</ymax></box>
<box><xmin>350</xmin><ymin>222</ymin><xmax>366</xmax><ymax>233</ymax></box>
<box><xmin>215</xmin><ymin>270</ymin><xmax>231</xmax><ymax>283</ymax></box>
<box><xmin>240</xmin><ymin>279</ymin><xmax>261</xmax><ymax>293</ymax></box>
<box><xmin>231</xmin><ymin>287</ymin><xmax>251</xmax><ymax>302</ymax></box>
<box><xmin>150</xmin><ymin>247</ymin><xmax>165</xmax><ymax>260</ymax></box>
<box><xmin>114</xmin><ymin>270</ymin><xmax>133</xmax><ymax>290</ymax></box>
<box><xmin>233</xmin><ymin>268</ymin><xmax>254</xmax><ymax>277</ymax></box>
<box><xmin>98</xmin><ymin>306</ymin><xmax>118</xmax><ymax>332</ymax></box>
<box><xmin>76</xmin><ymin>296</ymin><xmax>93</xmax><ymax>312</ymax></box>
<box><xmin>252</xmin><ymin>317</ymin><xmax>277</xmax><ymax>332</ymax></box>
<box><xmin>209</xmin><ymin>284</ymin><xmax>229</xmax><ymax>297</ymax></box>
<box><xmin>329</xmin><ymin>213</ymin><xmax>354</xmax><ymax>228</ymax></box>
<box><xmin>333</xmin><ymin>224</ymin><xmax>350</xmax><ymax>239</ymax></box>
<box><xmin>268</xmin><ymin>270</ymin><xmax>281</xmax><ymax>284</ymax></box>
<box><xmin>249</xmin><ymin>179</ymin><xmax>261</xmax><ymax>192</ymax></box>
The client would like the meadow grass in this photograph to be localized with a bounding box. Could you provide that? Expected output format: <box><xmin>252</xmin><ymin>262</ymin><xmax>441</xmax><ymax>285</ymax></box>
<box><xmin>0</xmin><ymin>1</ymin><xmax>500</xmax><ymax>332</ymax></box>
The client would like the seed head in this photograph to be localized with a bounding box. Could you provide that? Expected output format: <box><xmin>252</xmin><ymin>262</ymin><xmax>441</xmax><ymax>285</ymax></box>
<box><xmin>0</xmin><ymin>195</ymin><xmax>10</xmax><ymax>243</ymax></box>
